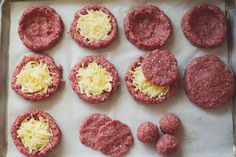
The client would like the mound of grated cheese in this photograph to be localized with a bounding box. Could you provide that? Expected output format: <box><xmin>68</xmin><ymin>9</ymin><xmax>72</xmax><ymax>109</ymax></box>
<box><xmin>132</xmin><ymin>65</ymin><xmax>169</xmax><ymax>98</ymax></box>
<box><xmin>17</xmin><ymin>117</ymin><xmax>52</xmax><ymax>152</ymax></box>
<box><xmin>76</xmin><ymin>62</ymin><xmax>113</xmax><ymax>96</ymax></box>
<box><xmin>16</xmin><ymin>61</ymin><xmax>52</xmax><ymax>93</ymax></box>
<box><xmin>76</xmin><ymin>10</ymin><xmax>112</xmax><ymax>41</ymax></box>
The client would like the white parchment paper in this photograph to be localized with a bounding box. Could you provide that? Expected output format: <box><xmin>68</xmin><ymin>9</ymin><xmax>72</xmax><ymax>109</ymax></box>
<box><xmin>7</xmin><ymin>0</ymin><xmax>234</xmax><ymax>157</ymax></box>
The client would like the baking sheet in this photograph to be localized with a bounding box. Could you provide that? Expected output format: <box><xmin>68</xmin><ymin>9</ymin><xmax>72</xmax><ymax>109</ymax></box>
<box><xmin>7</xmin><ymin>0</ymin><xmax>234</xmax><ymax>156</ymax></box>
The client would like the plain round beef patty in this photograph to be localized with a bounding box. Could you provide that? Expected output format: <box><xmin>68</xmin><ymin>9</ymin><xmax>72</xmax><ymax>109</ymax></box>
<box><xmin>142</xmin><ymin>50</ymin><xmax>179</xmax><ymax>86</ymax></box>
<box><xmin>184</xmin><ymin>55</ymin><xmax>234</xmax><ymax>109</ymax></box>
<box><xmin>79</xmin><ymin>113</ymin><xmax>111</xmax><ymax>149</ymax></box>
<box><xmin>95</xmin><ymin>120</ymin><xmax>133</xmax><ymax>157</ymax></box>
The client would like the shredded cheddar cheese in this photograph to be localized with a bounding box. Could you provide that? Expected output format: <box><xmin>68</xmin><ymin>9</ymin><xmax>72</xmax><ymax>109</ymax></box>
<box><xmin>131</xmin><ymin>65</ymin><xmax>169</xmax><ymax>98</ymax></box>
<box><xmin>17</xmin><ymin>117</ymin><xmax>52</xmax><ymax>151</ymax></box>
<box><xmin>16</xmin><ymin>61</ymin><xmax>52</xmax><ymax>93</ymax></box>
<box><xmin>76</xmin><ymin>10</ymin><xmax>112</xmax><ymax>41</ymax></box>
<box><xmin>76</xmin><ymin>62</ymin><xmax>113</xmax><ymax>96</ymax></box>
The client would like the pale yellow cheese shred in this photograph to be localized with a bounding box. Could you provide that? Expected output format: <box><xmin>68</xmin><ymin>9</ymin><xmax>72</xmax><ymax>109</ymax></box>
<box><xmin>76</xmin><ymin>10</ymin><xmax>112</xmax><ymax>41</ymax></box>
<box><xmin>17</xmin><ymin>117</ymin><xmax>52</xmax><ymax>151</ymax></box>
<box><xmin>76</xmin><ymin>62</ymin><xmax>113</xmax><ymax>96</ymax></box>
<box><xmin>16</xmin><ymin>61</ymin><xmax>52</xmax><ymax>93</ymax></box>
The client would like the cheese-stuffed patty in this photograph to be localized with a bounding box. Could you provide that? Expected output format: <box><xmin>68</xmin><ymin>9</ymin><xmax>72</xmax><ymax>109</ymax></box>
<box><xmin>76</xmin><ymin>10</ymin><xmax>112</xmax><ymax>41</ymax></box>
<box><xmin>70</xmin><ymin>5</ymin><xmax>118</xmax><ymax>49</ymax></box>
<box><xmin>69</xmin><ymin>55</ymin><xmax>119</xmax><ymax>104</ymax></box>
<box><xmin>11</xmin><ymin>110</ymin><xmax>61</xmax><ymax>157</ymax></box>
<box><xmin>17</xmin><ymin>117</ymin><xmax>52</xmax><ymax>151</ymax></box>
<box><xmin>125</xmin><ymin>56</ymin><xmax>178</xmax><ymax>104</ymax></box>
<box><xmin>131</xmin><ymin>65</ymin><xmax>169</xmax><ymax>98</ymax></box>
<box><xmin>11</xmin><ymin>54</ymin><xmax>63</xmax><ymax>101</ymax></box>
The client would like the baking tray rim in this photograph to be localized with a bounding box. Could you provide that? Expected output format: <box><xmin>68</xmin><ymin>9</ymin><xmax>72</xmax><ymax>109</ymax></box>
<box><xmin>0</xmin><ymin>0</ymin><xmax>236</xmax><ymax>157</ymax></box>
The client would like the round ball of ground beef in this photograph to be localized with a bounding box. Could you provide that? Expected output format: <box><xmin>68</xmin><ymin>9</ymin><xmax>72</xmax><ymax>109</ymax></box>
<box><xmin>156</xmin><ymin>134</ymin><xmax>179</xmax><ymax>155</ymax></box>
<box><xmin>159</xmin><ymin>113</ymin><xmax>181</xmax><ymax>135</ymax></box>
<box><xmin>137</xmin><ymin>121</ymin><xmax>159</xmax><ymax>143</ymax></box>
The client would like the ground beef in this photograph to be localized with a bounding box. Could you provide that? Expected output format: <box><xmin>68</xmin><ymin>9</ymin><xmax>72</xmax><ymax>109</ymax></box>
<box><xmin>18</xmin><ymin>5</ymin><xmax>64</xmax><ymax>52</ymax></box>
<box><xmin>159</xmin><ymin>113</ymin><xmax>181</xmax><ymax>135</ymax></box>
<box><xmin>95</xmin><ymin>120</ymin><xmax>133</xmax><ymax>157</ymax></box>
<box><xmin>184</xmin><ymin>55</ymin><xmax>235</xmax><ymax>109</ymax></box>
<box><xmin>11</xmin><ymin>54</ymin><xmax>63</xmax><ymax>101</ymax></box>
<box><xmin>124</xmin><ymin>5</ymin><xmax>172</xmax><ymax>50</ymax></box>
<box><xmin>156</xmin><ymin>134</ymin><xmax>179</xmax><ymax>155</ymax></box>
<box><xmin>70</xmin><ymin>5</ymin><xmax>118</xmax><ymax>49</ymax></box>
<box><xmin>125</xmin><ymin>56</ymin><xmax>178</xmax><ymax>104</ymax></box>
<box><xmin>69</xmin><ymin>55</ymin><xmax>120</xmax><ymax>104</ymax></box>
<box><xmin>11</xmin><ymin>110</ymin><xmax>61</xmax><ymax>157</ymax></box>
<box><xmin>137</xmin><ymin>121</ymin><xmax>159</xmax><ymax>143</ymax></box>
<box><xmin>79</xmin><ymin>113</ymin><xmax>111</xmax><ymax>149</ymax></box>
<box><xmin>181</xmin><ymin>4</ymin><xmax>227</xmax><ymax>48</ymax></box>
<box><xmin>142</xmin><ymin>50</ymin><xmax>179</xmax><ymax>86</ymax></box>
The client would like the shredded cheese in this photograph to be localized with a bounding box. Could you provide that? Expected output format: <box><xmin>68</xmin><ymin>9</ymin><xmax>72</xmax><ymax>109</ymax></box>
<box><xmin>76</xmin><ymin>62</ymin><xmax>113</xmax><ymax>96</ymax></box>
<box><xmin>76</xmin><ymin>10</ymin><xmax>112</xmax><ymax>41</ymax></box>
<box><xmin>131</xmin><ymin>65</ymin><xmax>169</xmax><ymax>98</ymax></box>
<box><xmin>17</xmin><ymin>117</ymin><xmax>52</xmax><ymax>152</ymax></box>
<box><xmin>16</xmin><ymin>61</ymin><xmax>52</xmax><ymax>93</ymax></box>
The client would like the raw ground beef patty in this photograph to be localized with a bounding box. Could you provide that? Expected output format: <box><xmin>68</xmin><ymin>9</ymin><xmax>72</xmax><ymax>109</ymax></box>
<box><xmin>18</xmin><ymin>5</ymin><xmax>64</xmax><ymax>52</ymax></box>
<box><xmin>181</xmin><ymin>4</ymin><xmax>227</xmax><ymax>48</ymax></box>
<box><xmin>124</xmin><ymin>5</ymin><xmax>172</xmax><ymax>51</ymax></box>
<box><xmin>79</xmin><ymin>114</ymin><xmax>133</xmax><ymax>157</ymax></box>
<box><xmin>125</xmin><ymin>53</ymin><xmax>178</xmax><ymax>104</ymax></box>
<box><xmin>142</xmin><ymin>50</ymin><xmax>179</xmax><ymax>86</ymax></box>
<box><xmin>69</xmin><ymin>55</ymin><xmax>120</xmax><ymax>104</ymax></box>
<box><xmin>184</xmin><ymin>55</ymin><xmax>235</xmax><ymax>109</ymax></box>
<box><xmin>11</xmin><ymin>110</ymin><xmax>61</xmax><ymax>157</ymax></box>
<box><xmin>95</xmin><ymin>120</ymin><xmax>134</xmax><ymax>157</ymax></box>
<box><xmin>79</xmin><ymin>113</ymin><xmax>111</xmax><ymax>149</ymax></box>
<box><xmin>11</xmin><ymin>54</ymin><xmax>63</xmax><ymax>101</ymax></box>
<box><xmin>70</xmin><ymin>5</ymin><xmax>118</xmax><ymax>49</ymax></box>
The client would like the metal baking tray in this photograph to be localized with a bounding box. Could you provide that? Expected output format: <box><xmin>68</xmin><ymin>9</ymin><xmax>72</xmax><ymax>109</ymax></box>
<box><xmin>0</xmin><ymin>0</ymin><xmax>236</xmax><ymax>156</ymax></box>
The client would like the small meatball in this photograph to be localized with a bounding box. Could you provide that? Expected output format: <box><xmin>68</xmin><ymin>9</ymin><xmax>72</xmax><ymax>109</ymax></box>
<box><xmin>159</xmin><ymin>113</ymin><xmax>181</xmax><ymax>135</ymax></box>
<box><xmin>137</xmin><ymin>121</ymin><xmax>159</xmax><ymax>143</ymax></box>
<box><xmin>156</xmin><ymin>134</ymin><xmax>179</xmax><ymax>155</ymax></box>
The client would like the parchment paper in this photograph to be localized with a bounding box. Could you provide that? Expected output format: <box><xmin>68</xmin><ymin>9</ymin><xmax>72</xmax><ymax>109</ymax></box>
<box><xmin>7</xmin><ymin>0</ymin><xmax>234</xmax><ymax>156</ymax></box>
